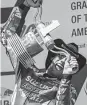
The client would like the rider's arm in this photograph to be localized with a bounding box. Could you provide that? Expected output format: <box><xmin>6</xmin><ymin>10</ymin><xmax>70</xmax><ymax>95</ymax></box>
<box><xmin>2</xmin><ymin>0</ymin><xmax>43</xmax><ymax>37</ymax></box>
<box><xmin>55</xmin><ymin>78</ymin><xmax>71</xmax><ymax>105</ymax></box>
<box><xmin>2</xmin><ymin>2</ymin><xmax>30</xmax><ymax>37</ymax></box>
<box><xmin>1</xmin><ymin>0</ymin><xmax>43</xmax><ymax>77</ymax></box>
<box><xmin>1</xmin><ymin>1</ymin><xmax>30</xmax><ymax>73</ymax></box>
<box><xmin>55</xmin><ymin>56</ymin><xmax>79</xmax><ymax>105</ymax></box>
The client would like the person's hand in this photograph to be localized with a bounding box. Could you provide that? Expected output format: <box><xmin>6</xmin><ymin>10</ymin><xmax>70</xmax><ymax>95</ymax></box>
<box><xmin>24</xmin><ymin>0</ymin><xmax>43</xmax><ymax>8</ymax></box>
<box><xmin>1</xmin><ymin>36</ymin><xmax>7</xmax><ymax>46</ymax></box>
<box><xmin>39</xmin><ymin>86</ymin><xmax>57</xmax><ymax>100</ymax></box>
<box><xmin>63</xmin><ymin>56</ymin><xmax>79</xmax><ymax>75</ymax></box>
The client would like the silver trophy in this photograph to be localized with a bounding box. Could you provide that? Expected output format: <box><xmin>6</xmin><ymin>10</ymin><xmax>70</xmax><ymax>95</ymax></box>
<box><xmin>1</xmin><ymin>6</ymin><xmax>60</xmax><ymax>69</ymax></box>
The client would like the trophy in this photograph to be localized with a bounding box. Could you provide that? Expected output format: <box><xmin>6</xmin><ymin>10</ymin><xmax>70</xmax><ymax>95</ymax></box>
<box><xmin>1</xmin><ymin>6</ymin><xmax>60</xmax><ymax>69</ymax></box>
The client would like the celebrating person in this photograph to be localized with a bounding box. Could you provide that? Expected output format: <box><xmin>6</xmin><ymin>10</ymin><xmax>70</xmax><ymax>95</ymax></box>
<box><xmin>1</xmin><ymin>0</ymin><xmax>86</xmax><ymax>105</ymax></box>
<box><xmin>3</xmin><ymin>36</ymin><xmax>86</xmax><ymax>105</ymax></box>
<box><xmin>39</xmin><ymin>39</ymin><xmax>86</xmax><ymax>105</ymax></box>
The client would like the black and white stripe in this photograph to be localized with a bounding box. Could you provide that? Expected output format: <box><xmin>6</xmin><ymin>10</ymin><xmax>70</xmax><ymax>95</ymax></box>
<box><xmin>8</xmin><ymin>34</ymin><xmax>34</xmax><ymax>69</ymax></box>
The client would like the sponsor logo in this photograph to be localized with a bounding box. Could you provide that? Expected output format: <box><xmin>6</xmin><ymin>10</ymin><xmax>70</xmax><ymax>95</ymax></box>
<box><xmin>0</xmin><ymin>100</ymin><xmax>10</xmax><ymax>105</ymax></box>
<box><xmin>0</xmin><ymin>87</ymin><xmax>13</xmax><ymax>105</ymax></box>
<box><xmin>0</xmin><ymin>87</ymin><xmax>13</xmax><ymax>98</ymax></box>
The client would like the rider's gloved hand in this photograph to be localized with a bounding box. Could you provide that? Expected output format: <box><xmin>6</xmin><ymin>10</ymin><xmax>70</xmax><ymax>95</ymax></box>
<box><xmin>62</xmin><ymin>56</ymin><xmax>79</xmax><ymax>79</ymax></box>
<box><xmin>48</xmin><ymin>55</ymin><xmax>79</xmax><ymax>79</ymax></box>
<box><xmin>1</xmin><ymin>31</ymin><xmax>7</xmax><ymax>46</ymax></box>
<box><xmin>24</xmin><ymin>0</ymin><xmax>43</xmax><ymax>8</ymax></box>
<box><xmin>1</xmin><ymin>37</ymin><xmax>7</xmax><ymax>46</ymax></box>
